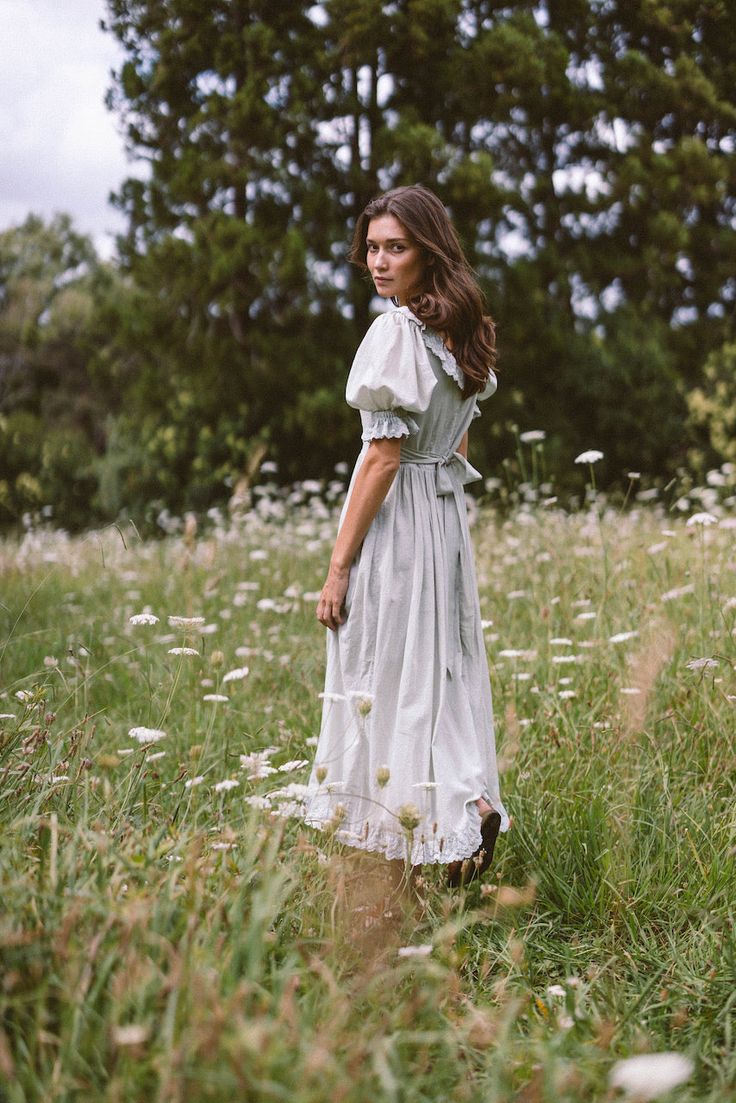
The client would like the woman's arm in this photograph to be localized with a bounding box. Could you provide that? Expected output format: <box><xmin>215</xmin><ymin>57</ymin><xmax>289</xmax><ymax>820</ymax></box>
<box><xmin>457</xmin><ymin>430</ymin><xmax>468</xmax><ymax>458</ymax></box>
<box><xmin>317</xmin><ymin>438</ymin><xmax>402</xmax><ymax>631</ymax></box>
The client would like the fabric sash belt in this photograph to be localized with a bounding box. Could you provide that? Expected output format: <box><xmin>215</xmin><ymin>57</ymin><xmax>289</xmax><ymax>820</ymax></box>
<box><xmin>399</xmin><ymin>447</ymin><xmax>483</xmax><ymax>497</ymax></box>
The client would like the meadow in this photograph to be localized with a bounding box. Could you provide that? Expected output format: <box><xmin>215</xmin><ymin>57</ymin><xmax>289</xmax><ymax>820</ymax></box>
<box><xmin>1</xmin><ymin>460</ymin><xmax>734</xmax><ymax>1102</ymax></box>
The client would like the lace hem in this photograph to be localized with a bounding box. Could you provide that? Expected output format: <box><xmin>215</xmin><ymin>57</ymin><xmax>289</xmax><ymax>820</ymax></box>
<box><xmin>361</xmin><ymin>408</ymin><xmax>419</xmax><ymax>441</ymax></box>
<box><xmin>301</xmin><ymin>795</ymin><xmax>508</xmax><ymax>865</ymax></box>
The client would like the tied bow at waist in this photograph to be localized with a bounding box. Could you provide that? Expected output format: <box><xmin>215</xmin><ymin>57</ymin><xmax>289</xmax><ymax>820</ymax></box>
<box><xmin>399</xmin><ymin>447</ymin><xmax>483</xmax><ymax>497</ymax></box>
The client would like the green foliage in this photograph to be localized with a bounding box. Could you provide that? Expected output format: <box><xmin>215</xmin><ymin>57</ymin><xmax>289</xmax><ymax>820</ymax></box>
<box><xmin>3</xmin><ymin>2</ymin><xmax>736</xmax><ymax>529</ymax></box>
<box><xmin>687</xmin><ymin>341</ymin><xmax>736</xmax><ymax>469</ymax></box>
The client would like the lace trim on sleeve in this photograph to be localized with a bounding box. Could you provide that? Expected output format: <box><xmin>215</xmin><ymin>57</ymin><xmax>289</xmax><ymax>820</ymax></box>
<box><xmin>360</xmin><ymin>408</ymin><xmax>419</xmax><ymax>442</ymax></box>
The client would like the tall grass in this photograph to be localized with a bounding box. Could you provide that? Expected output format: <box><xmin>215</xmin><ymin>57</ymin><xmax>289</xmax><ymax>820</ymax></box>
<box><xmin>1</xmin><ymin>478</ymin><xmax>734</xmax><ymax>1101</ymax></box>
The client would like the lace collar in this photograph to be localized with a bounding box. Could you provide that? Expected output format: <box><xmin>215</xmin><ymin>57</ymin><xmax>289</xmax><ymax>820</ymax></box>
<box><xmin>393</xmin><ymin>305</ymin><xmax>464</xmax><ymax>389</ymax></box>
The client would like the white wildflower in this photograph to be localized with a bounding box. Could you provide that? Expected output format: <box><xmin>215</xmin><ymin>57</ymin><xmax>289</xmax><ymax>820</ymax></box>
<box><xmin>203</xmin><ymin>693</ymin><xmax>229</xmax><ymax>703</ymax></box>
<box><xmin>609</xmin><ymin>631</ymin><xmax>639</xmax><ymax>644</ymax></box>
<box><xmin>128</xmin><ymin>726</ymin><xmax>167</xmax><ymax>744</ymax></box>
<box><xmin>244</xmin><ymin>795</ymin><xmax>272</xmax><ymax>809</ymax></box>
<box><xmin>661</xmin><ymin>584</ymin><xmax>694</xmax><ymax>603</ymax></box>
<box><xmin>609</xmin><ymin>1052</ymin><xmax>694</xmax><ymax>1100</ymax></box>
<box><xmin>574</xmin><ymin>449</ymin><xmax>604</xmax><ymax>464</ymax></box>
<box><xmin>685</xmin><ymin>657</ymin><xmax>719</xmax><ymax>672</ymax></box>
<box><xmin>519</xmin><ymin>430</ymin><xmax>546</xmax><ymax>443</ymax></box>
<box><xmin>214</xmin><ymin>779</ymin><xmax>239</xmax><ymax>792</ymax></box>
<box><xmin>621</xmin><ymin>688</ymin><xmax>641</xmax><ymax>695</ymax></box>
<box><xmin>546</xmin><ymin>984</ymin><xmax>566</xmax><ymax>998</ymax></box>
<box><xmin>112</xmin><ymin>1024</ymin><xmax>150</xmax><ymax>1046</ymax></box>
<box><xmin>167</xmin><ymin>647</ymin><xmax>199</xmax><ymax>656</ymax></box>
<box><xmin>552</xmin><ymin>654</ymin><xmax>582</xmax><ymax>664</ymax></box>
<box><xmin>558</xmin><ymin>690</ymin><xmax>577</xmax><ymax>699</ymax></box>
<box><xmin>397</xmin><ymin>944</ymin><xmax>433</xmax><ymax>958</ymax></box>
<box><xmin>168</xmin><ymin>616</ymin><xmax>205</xmax><ymax>628</ymax></box>
<box><xmin>185</xmin><ymin>776</ymin><xmax>205</xmax><ymax>788</ymax></box>
<box><xmin>686</xmin><ymin>512</ymin><xmax>718</xmax><ymax>527</ymax></box>
<box><xmin>550</xmin><ymin>637</ymin><xmax>573</xmax><ymax>646</ymax></box>
<box><xmin>222</xmin><ymin>666</ymin><xmax>249</xmax><ymax>682</ymax></box>
<box><xmin>277</xmin><ymin>759</ymin><xmax>309</xmax><ymax>773</ymax></box>
<box><xmin>146</xmin><ymin>751</ymin><xmax>166</xmax><ymax>762</ymax></box>
<box><xmin>129</xmin><ymin>613</ymin><xmax>159</xmax><ymax>626</ymax></box>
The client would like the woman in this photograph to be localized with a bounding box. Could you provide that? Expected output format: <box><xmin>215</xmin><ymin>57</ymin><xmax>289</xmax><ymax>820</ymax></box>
<box><xmin>302</xmin><ymin>184</ymin><xmax>510</xmax><ymax>888</ymax></box>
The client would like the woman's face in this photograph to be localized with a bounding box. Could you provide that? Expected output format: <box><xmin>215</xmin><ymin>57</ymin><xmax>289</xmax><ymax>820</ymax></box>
<box><xmin>365</xmin><ymin>214</ymin><xmax>427</xmax><ymax>306</ymax></box>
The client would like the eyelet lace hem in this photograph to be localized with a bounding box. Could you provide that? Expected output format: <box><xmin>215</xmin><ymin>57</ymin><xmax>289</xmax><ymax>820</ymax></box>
<box><xmin>361</xmin><ymin>408</ymin><xmax>420</xmax><ymax>441</ymax></box>
<box><xmin>302</xmin><ymin>798</ymin><xmax>507</xmax><ymax>865</ymax></box>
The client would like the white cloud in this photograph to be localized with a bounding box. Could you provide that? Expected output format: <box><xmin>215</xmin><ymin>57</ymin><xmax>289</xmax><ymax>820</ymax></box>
<box><xmin>0</xmin><ymin>0</ymin><xmax>147</xmax><ymax>259</ymax></box>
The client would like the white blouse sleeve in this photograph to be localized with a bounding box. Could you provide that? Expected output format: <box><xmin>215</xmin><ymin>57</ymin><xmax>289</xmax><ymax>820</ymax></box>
<box><xmin>345</xmin><ymin>312</ymin><xmax>437</xmax><ymax>441</ymax></box>
<box><xmin>471</xmin><ymin>367</ymin><xmax>498</xmax><ymax>420</ymax></box>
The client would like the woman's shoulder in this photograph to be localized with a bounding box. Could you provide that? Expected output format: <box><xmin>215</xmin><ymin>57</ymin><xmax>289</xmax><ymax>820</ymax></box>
<box><xmin>362</xmin><ymin>306</ymin><xmax>424</xmax><ymax>340</ymax></box>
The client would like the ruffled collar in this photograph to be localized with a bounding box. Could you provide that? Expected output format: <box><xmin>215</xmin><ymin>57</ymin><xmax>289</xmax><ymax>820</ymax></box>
<box><xmin>393</xmin><ymin>305</ymin><xmax>464</xmax><ymax>389</ymax></box>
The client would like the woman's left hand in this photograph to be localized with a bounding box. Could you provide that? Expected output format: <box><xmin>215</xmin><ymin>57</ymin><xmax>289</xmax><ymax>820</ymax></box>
<box><xmin>317</xmin><ymin>564</ymin><xmax>350</xmax><ymax>632</ymax></box>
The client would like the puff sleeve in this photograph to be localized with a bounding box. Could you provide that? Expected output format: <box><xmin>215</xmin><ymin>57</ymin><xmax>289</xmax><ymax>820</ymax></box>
<box><xmin>345</xmin><ymin>312</ymin><xmax>437</xmax><ymax>442</ymax></box>
<box><xmin>471</xmin><ymin>367</ymin><xmax>498</xmax><ymax>420</ymax></box>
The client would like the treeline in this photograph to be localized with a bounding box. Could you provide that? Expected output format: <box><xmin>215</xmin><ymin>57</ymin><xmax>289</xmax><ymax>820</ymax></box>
<box><xmin>1</xmin><ymin>0</ymin><xmax>735</xmax><ymax>531</ymax></box>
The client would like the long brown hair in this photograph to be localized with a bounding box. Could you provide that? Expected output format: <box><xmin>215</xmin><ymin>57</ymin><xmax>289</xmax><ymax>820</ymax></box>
<box><xmin>349</xmin><ymin>184</ymin><xmax>497</xmax><ymax>398</ymax></box>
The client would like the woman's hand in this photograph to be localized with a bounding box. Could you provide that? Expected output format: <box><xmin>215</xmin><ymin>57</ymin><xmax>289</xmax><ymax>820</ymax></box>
<box><xmin>317</xmin><ymin>563</ymin><xmax>351</xmax><ymax>631</ymax></box>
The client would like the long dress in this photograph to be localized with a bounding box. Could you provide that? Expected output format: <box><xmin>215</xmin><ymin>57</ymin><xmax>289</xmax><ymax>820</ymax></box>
<box><xmin>301</xmin><ymin>305</ymin><xmax>510</xmax><ymax>865</ymax></box>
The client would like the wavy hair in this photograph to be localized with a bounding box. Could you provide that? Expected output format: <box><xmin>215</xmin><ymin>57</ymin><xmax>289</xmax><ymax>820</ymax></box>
<box><xmin>349</xmin><ymin>184</ymin><xmax>497</xmax><ymax>398</ymax></box>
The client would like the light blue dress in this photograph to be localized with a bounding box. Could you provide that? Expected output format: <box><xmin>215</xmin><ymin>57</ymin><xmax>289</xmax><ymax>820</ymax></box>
<box><xmin>302</xmin><ymin>305</ymin><xmax>510</xmax><ymax>864</ymax></box>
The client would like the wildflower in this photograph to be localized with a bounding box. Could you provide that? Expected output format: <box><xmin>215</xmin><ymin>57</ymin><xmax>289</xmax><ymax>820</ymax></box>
<box><xmin>168</xmin><ymin>647</ymin><xmax>199</xmax><ymax>656</ymax></box>
<box><xmin>574</xmin><ymin>450</ymin><xmax>604</xmax><ymax>464</ymax></box>
<box><xmin>550</xmin><ymin>637</ymin><xmax>573</xmax><ymax>646</ymax></box>
<box><xmin>112</xmin><ymin>1024</ymin><xmax>150</xmax><ymax>1047</ymax></box>
<box><xmin>499</xmin><ymin>648</ymin><xmax>537</xmax><ymax>659</ymax></box>
<box><xmin>0</xmin><ymin>713</ymin><xmax>16</xmax><ymax>720</ymax></box>
<box><xmin>546</xmin><ymin>984</ymin><xmax>566</xmax><ymax>998</ymax></box>
<box><xmin>168</xmin><ymin>616</ymin><xmax>205</xmax><ymax>628</ymax></box>
<box><xmin>203</xmin><ymin>694</ymin><xmax>229</xmax><ymax>702</ymax></box>
<box><xmin>397</xmin><ymin>803</ymin><xmax>422</xmax><ymax>831</ymax></box>
<box><xmin>260</xmin><ymin>460</ymin><xmax>278</xmax><ymax>474</ymax></box>
<box><xmin>686</xmin><ymin>512</ymin><xmax>718</xmax><ymax>527</ymax></box>
<box><xmin>685</xmin><ymin>657</ymin><xmax>719</xmax><ymax>672</ymax></box>
<box><xmin>146</xmin><ymin>751</ymin><xmax>166</xmax><ymax>762</ymax></box>
<box><xmin>507</xmin><ymin>589</ymin><xmax>527</xmax><ymax>600</ymax></box>
<box><xmin>129</xmin><ymin>613</ymin><xmax>159</xmax><ymax>626</ymax></box>
<box><xmin>214</xmin><ymin>779</ymin><xmax>239</xmax><ymax>792</ymax></box>
<box><xmin>315</xmin><ymin>764</ymin><xmax>328</xmax><ymax>783</ymax></box>
<box><xmin>621</xmin><ymin>688</ymin><xmax>641</xmax><ymax>695</ymax></box>
<box><xmin>185</xmin><ymin>776</ymin><xmax>205</xmax><ymax>788</ymax></box>
<box><xmin>376</xmin><ymin>765</ymin><xmax>390</xmax><ymax>787</ymax></box>
<box><xmin>558</xmin><ymin>690</ymin><xmax>577</xmax><ymax>699</ymax></box>
<box><xmin>223</xmin><ymin>666</ymin><xmax>249</xmax><ymax>683</ymax></box>
<box><xmin>44</xmin><ymin>656</ymin><xmax>58</xmax><ymax>667</ymax></box>
<box><xmin>627</xmin><ymin>471</ymin><xmax>641</xmax><ymax>480</ymax></box>
<box><xmin>210</xmin><ymin>650</ymin><xmax>225</xmax><ymax>666</ymax></box>
<box><xmin>397</xmin><ymin>944</ymin><xmax>432</xmax><ymax>958</ymax></box>
<box><xmin>519</xmin><ymin>430</ymin><xmax>546</xmax><ymax>443</ymax></box>
<box><xmin>609</xmin><ymin>1052</ymin><xmax>693</xmax><ymax>1100</ymax></box>
<box><xmin>129</xmin><ymin>726</ymin><xmax>167</xmax><ymax>744</ymax></box>
<box><xmin>211</xmin><ymin>841</ymin><xmax>237</xmax><ymax>851</ymax></box>
<box><xmin>661</xmin><ymin>584</ymin><xmax>694</xmax><ymax>603</ymax></box>
<box><xmin>50</xmin><ymin>775</ymin><xmax>70</xmax><ymax>783</ymax></box>
<box><xmin>278</xmin><ymin>759</ymin><xmax>309</xmax><ymax>772</ymax></box>
<box><xmin>609</xmin><ymin>631</ymin><xmax>639</xmax><ymax>644</ymax></box>
<box><xmin>348</xmin><ymin>689</ymin><xmax>375</xmax><ymax>715</ymax></box>
<box><xmin>575</xmin><ymin>611</ymin><xmax>597</xmax><ymax>620</ymax></box>
<box><xmin>15</xmin><ymin>690</ymin><xmax>34</xmax><ymax>703</ymax></box>
<box><xmin>552</xmin><ymin>654</ymin><xmax>582</xmax><ymax>664</ymax></box>
<box><xmin>244</xmin><ymin>795</ymin><xmax>272</xmax><ymax>809</ymax></box>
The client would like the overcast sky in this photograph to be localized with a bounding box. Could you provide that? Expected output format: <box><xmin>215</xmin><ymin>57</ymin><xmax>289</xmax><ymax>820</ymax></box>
<box><xmin>1</xmin><ymin>0</ymin><xmax>138</xmax><ymax>259</ymax></box>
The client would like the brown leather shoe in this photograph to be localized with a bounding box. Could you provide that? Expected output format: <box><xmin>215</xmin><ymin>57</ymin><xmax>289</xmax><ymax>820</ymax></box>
<box><xmin>447</xmin><ymin>810</ymin><xmax>502</xmax><ymax>888</ymax></box>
